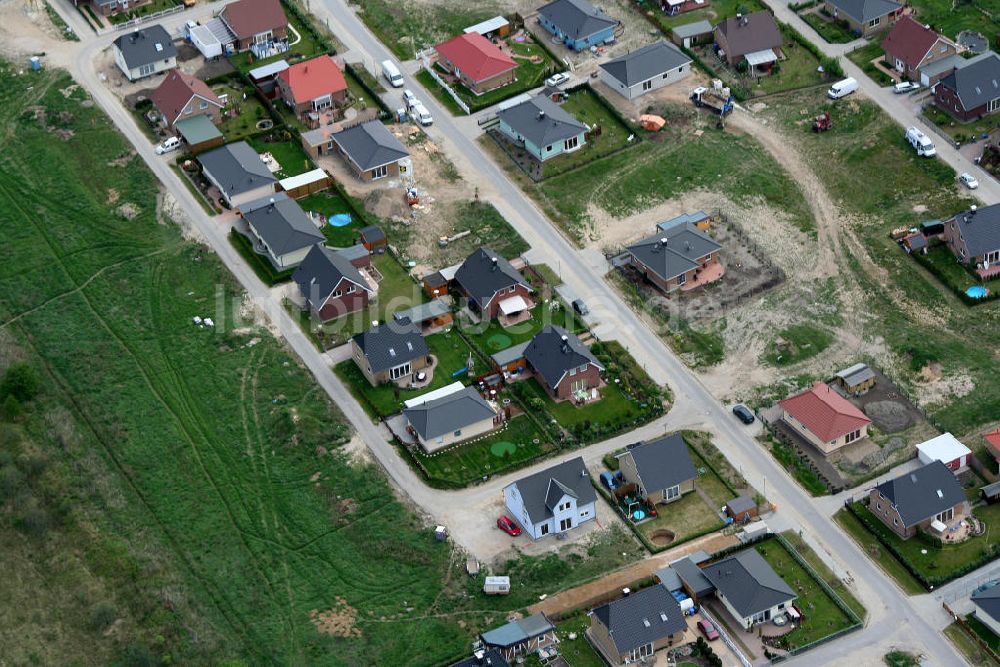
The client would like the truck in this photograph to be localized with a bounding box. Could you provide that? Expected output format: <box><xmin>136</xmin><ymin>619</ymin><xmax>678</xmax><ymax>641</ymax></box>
<box><xmin>905</xmin><ymin>126</ymin><xmax>936</xmax><ymax>157</ymax></box>
<box><xmin>690</xmin><ymin>86</ymin><xmax>733</xmax><ymax>116</ymax></box>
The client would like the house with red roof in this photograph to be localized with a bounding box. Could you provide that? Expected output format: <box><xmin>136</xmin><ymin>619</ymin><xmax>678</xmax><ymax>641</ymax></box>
<box><xmin>276</xmin><ymin>55</ymin><xmax>349</xmax><ymax>117</ymax></box>
<box><xmin>984</xmin><ymin>428</ymin><xmax>1000</xmax><ymax>465</ymax></box>
<box><xmin>219</xmin><ymin>0</ymin><xmax>289</xmax><ymax>52</ymax></box>
<box><xmin>778</xmin><ymin>382</ymin><xmax>871</xmax><ymax>455</ymax></box>
<box><xmin>434</xmin><ymin>33</ymin><xmax>518</xmax><ymax>94</ymax></box>
<box><xmin>151</xmin><ymin>70</ymin><xmax>224</xmax><ymax>129</ymax></box>
<box><xmin>881</xmin><ymin>17</ymin><xmax>957</xmax><ymax>83</ymax></box>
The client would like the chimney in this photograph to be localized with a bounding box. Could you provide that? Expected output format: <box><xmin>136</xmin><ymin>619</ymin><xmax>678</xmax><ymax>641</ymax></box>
<box><xmin>660</xmin><ymin>237</ymin><xmax>669</xmax><ymax>247</ymax></box>
<box><xmin>538</xmin><ymin>110</ymin><xmax>546</xmax><ymax>120</ymax></box>
<box><xmin>622</xmin><ymin>587</ymin><xmax>631</xmax><ymax>597</ymax></box>
<box><xmin>268</xmin><ymin>197</ymin><xmax>276</xmax><ymax>212</ymax></box>
<box><xmin>561</xmin><ymin>334</ymin><xmax>569</xmax><ymax>353</ymax></box>
<box><xmin>491</xmin><ymin>256</ymin><xmax>498</xmax><ymax>271</ymax></box>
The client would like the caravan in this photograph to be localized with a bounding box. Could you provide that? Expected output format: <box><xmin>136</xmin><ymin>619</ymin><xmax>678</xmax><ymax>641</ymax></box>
<box><xmin>906</xmin><ymin>127</ymin><xmax>937</xmax><ymax>157</ymax></box>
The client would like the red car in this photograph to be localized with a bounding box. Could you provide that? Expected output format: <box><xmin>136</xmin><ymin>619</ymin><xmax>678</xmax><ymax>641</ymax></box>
<box><xmin>697</xmin><ymin>619</ymin><xmax>719</xmax><ymax>641</ymax></box>
<box><xmin>497</xmin><ymin>516</ymin><xmax>522</xmax><ymax>536</ymax></box>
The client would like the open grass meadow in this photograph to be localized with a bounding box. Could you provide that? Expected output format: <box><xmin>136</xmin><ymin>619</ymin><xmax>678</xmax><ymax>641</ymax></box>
<box><xmin>636</xmin><ymin>0</ymin><xmax>767</xmax><ymax>31</ymax></box>
<box><xmin>350</xmin><ymin>0</ymin><xmax>504</xmax><ymax>59</ymax></box>
<box><xmin>907</xmin><ymin>0</ymin><xmax>1000</xmax><ymax>40</ymax></box>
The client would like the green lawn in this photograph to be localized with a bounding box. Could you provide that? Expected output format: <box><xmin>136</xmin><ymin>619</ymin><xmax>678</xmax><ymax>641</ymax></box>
<box><xmin>800</xmin><ymin>10</ymin><xmax>857</xmax><ymax>44</ymax></box>
<box><xmin>768</xmin><ymin>437</ymin><xmax>830</xmax><ymax>496</ymax></box>
<box><xmin>847</xmin><ymin>41</ymin><xmax>896</xmax><ymax>86</ymax></box>
<box><xmin>780</xmin><ymin>531</ymin><xmax>867</xmax><ymax>621</ymax></box>
<box><xmin>945</xmin><ymin>622</ymin><xmax>999</xmax><ymax>667</ymax></box>
<box><xmin>247</xmin><ymin>136</ymin><xmax>314</xmax><ymax>178</ymax></box>
<box><xmin>923</xmin><ymin>103</ymin><xmax>996</xmax><ymax>145</ymax></box>
<box><xmin>907</xmin><ymin>0</ymin><xmax>1000</xmax><ymax>41</ymax></box>
<box><xmin>763</xmin><ymin>323</ymin><xmax>835</xmax><ymax>367</ymax></box>
<box><xmin>229</xmin><ymin>8</ymin><xmax>326</xmax><ymax>74</ymax></box>
<box><xmin>437</xmin><ymin>200</ymin><xmax>530</xmax><ymax>266</ymax></box>
<box><xmin>299</xmin><ymin>190</ymin><xmax>363</xmax><ymax>247</ymax></box>
<box><xmin>751</xmin><ymin>29</ymin><xmax>826</xmax><ymax>95</ymax></box>
<box><xmin>913</xmin><ymin>241</ymin><xmax>1000</xmax><ymax>302</ymax></box>
<box><xmin>460</xmin><ymin>301</ymin><xmax>584</xmax><ymax>352</ymax></box>
<box><xmin>884</xmin><ymin>650</ymin><xmax>922</xmax><ymax>667</ymax></box>
<box><xmin>538</xmin><ymin>87</ymin><xmax>635</xmax><ymax>178</ymax></box>
<box><xmin>415</xmin><ymin>69</ymin><xmax>466</xmax><ymax>116</ymax></box>
<box><xmin>351</xmin><ymin>0</ymin><xmax>503</xmax><ymax>60</ymax></box>
<box><xmin>637</xmin><ymin>0</ymin><xmax>767</xmax><ymax>31</ymax></box>
<box><xmin>635</xmin><ymin>489</ymin><xmax>725</xmax><ymax>544</ymax></box>
<box><xmin>967</xmin><ymin>614</ymin><xmax>1000</xmax><ymax>652</ymax></box>
<box><xmin>517</xmin><ymin>377</ymin><xmax>655</xmax><ymax>433</ymax></box>
<box><xmin>834</xmin><ymin>508</ymin><xmax>926</xmax><ymax>594</ymax></box>
<box><xmin>555</xmin><ymin>613</ymin><xmax>605</xmax><ymax>667</ymax></box>
<box><xmin>215</xmin><ymin>83</ymin><xmax>271</xmax><ymax>143</ymax></box>
<box><xmin>107</xmin><ymin>0</ymin><xmax>178</xmax><ymax>24</ymax></box>
<box><xmin>229</xmin><ymin>228</ymin><xmax>295</xmax><ymax>285</ymax></box>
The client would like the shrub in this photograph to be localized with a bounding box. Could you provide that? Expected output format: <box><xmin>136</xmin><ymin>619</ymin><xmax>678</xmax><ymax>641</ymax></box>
<box><xmin>1</xmin><ymin>395</ymin><xmax>22</xmax><ymax>421</ymax></box>
<box><xmin>89</xmin><ymin>602</ymin><xmax>117</xmax><ymax>632</ymax></box>
<box><xmin>0</xmin><ymin>363</ymin><xmax>39</xmax><ymax>402</ymax></box>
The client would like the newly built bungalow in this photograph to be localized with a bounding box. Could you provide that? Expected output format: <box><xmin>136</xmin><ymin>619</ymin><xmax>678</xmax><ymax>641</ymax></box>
<box><xmin>869</xmin><ymin>460</ymin><xmax>966</xmax><ymax>540</ymax></box>
<box><xmin>701</xmin><ymin>549</ymin><xmax>797</xmax><ymax>630</ymax></box>
<box><xmin>503</xmin><ymin>457</ymin><xmax>597</xmax><ymax>539</ymax></box>
<box><xmin>778</xmin><ymin>382</ymin><xmax>871</xmax><ymax>455</ymax></box>
<box><xmin>537</xmin><ymin>0</ymin><xmax>619</xmax><ymax>52</ymax></box>
<box><xmin>479</xmin><ymin>613</ymin><xmax>557</xmax><ymax>662</ymax></box>
<box><xmin>240</xmin><ymin>193</ymin><xmax>325</xmax><ymax>270</ymax></box>
<box><xmin>942</xmin><ymin>203</ymin><xmax>1000</xmax><ymax>280</ymax></box>
<box><xmin>615</xmin><ymin>433</ymin><xmax>697</xmax><ymax>505</ymax></box>
<box><xmin>496</xmin><ymin>95</ymin><xmax>588</xmax><ymax>163</ymax></box>
<box><xmin>824</xmin><ymin>0</ymin><xmax>902</xmax><ymax>37</ymax></box>
<box><xmin>402</xmin><ymin>384</ymin><xmax>500</xmax><ymax>452</ymax></box>
<box><xmin>589</xmin><ymin>585</ymin><xmax>687</xmax><ymax>665</ymax></box>
<box><xmin>327</xmin><ymin>120</ymin><xmax>411</xmax><ymax>181</ymax></box>
<box><xmin>292</xmin><ymin>244</ymin><xmax>374</xmax><ymax>320</ymax></box>
<box><xmin>598</xmin><ymin>41</ymin><xmax>691</xmax><ymax>100</ymax></box>
<box><xmin>626</xmin><ymin>220</ymin><xmax>724</xmax><ymax>293</ymax></box>
<box><xmin>435</xmin><ymin>33</ymin><xmax>518</xmax><ymax>94</ymax></box>
<box><xmin>198</xmin><ymin>141</ymin><xmax>277</xmax><ymax>208</ymax></box>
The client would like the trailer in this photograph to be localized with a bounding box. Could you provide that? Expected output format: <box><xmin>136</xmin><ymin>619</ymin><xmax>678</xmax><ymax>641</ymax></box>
<box><xmin>690</xmin><ymin>86</ymin><xmax>733</xmax><ymax>116</ymax></box>
<box><xmin>483</xmin><ymin>576</ymin><xmax>510</xmax><ymax>595</ymax></box>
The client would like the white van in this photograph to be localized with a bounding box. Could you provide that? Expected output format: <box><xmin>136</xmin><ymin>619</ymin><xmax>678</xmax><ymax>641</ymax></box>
<box><xmin>381</xmin><ymin>60</ymin><xmax>404</xmax><ymax>88</ymax></box>
<box><xmin>483</xmin><ymin>576</ymin><xmax>510</xmax><ymax>595</ymax></box>
<box><xmin>155</xmin><ymin>136</ymin><xmax>182</xmax><ymax>154</ymax></box>
<box><xmin>906</xmin><ymin>126</ymin><xmax>936</xmax><ymax>157</ymax></box>
<box><xmin>827</xmin><ymin>77</ymin><xmax>858</xmax><ymax>99</ymax></box>
<box><xmin>413</xmin><ymin>102</ymin><xmax>433</xmax><ymax>126</ymax></box>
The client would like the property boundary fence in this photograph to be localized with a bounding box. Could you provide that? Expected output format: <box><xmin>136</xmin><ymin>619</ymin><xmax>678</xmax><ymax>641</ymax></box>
<box><xmin>699</xmin><ymin>607</ymin><xmax>753</xmax><ymax>667</ymax></box>
<box><xmin>418</xmin><ymin>53</ymin><xmax>471</xmax><ymax>115</ymax></box>
<box><xmin>943</xmin><ymin>601</ymin><xmax>1000</xmax><ymax>664</ymax></box>
<box><xmin>113</xmin><ymin>4</ymin><xmax>183</xmax><ymax>31</ymax></box>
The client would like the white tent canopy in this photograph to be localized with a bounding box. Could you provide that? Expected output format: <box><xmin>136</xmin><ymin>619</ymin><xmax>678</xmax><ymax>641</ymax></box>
<box><xmin>744</xmin><ymin>49</ymin><xmax>778</xmax><ymax>66</ymax></box>
<box><xmin>499</xmin><ymin>295</ymin><xmax>529</xmax><ymax>315</ymax></box>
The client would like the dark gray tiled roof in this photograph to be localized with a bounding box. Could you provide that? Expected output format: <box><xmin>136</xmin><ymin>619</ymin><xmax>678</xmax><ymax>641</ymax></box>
<box><xmin>672</xmin><ymin>20</ymin><xmax>714</xmax><ymax>39</ymax></box>
<box><xmin>242</xmin><ymin>194</ymin><xmax>324</xmax><ymax>257</ymax></box>
<box><xmin>939</xmin><ymin>52</ymin><xmax>1000</xmax><ymax>112</ymax></box>
<box><xmin>627</xmin><ymin>223</ymin><xmax>721</xmax><ymax>282</ymax></box>
<box><xmin>506</xmin><ymin>457</ymin><xmax>595</xmax><ymax>525</ymax></box>
<box><xmin>701</xmin><ymin>549</ymin><xmax>796</xmax><ymax>618</ymax></box>
<box><xmin>523</xmin><ymin>326</ymin><xmax>602</xmax><ymax>390</ymax></box>
<box><xmin>199</xmin><ymin>141</ymin><xmax>277</xmax><ymax>198</ymax></box>
<box><xmin>972</xmin><ymin>585</ymin><xmax>1000</xmax><ymax>623</ymax></box>
<box><xmin>947</xmin><ymin>203</ymin><xmax>1000</xmax><ymax>257</ymax></box>
<box><xmin>619</xmin><ymin>433</ymin><xmax>697</xmax><ymax>494</ymax></box>
<box><xmin>360</xmin><ymin>225</ymin><xmax>386</xmax><ymax>243</ymax></box>
<box><xmin>715</xmin><ymin>11</ymin><xmax>782</xmax><ymax>58</ymax></box>
<box><xmin>538</xmin><ymin>0</ymin><xmax>617</xmax><ymax>40</ymax></box>
<box><xmin>592</xmin><ymin>585</ymin><xmax>686</xmax><ymax>655</ymax></box>
<box><xmin>403</xmin><ymin>386</ymin><xmax>496</xmax><ymax>440</ymax></box>
<box><xmin>727</xmin><ymin>495</ymin><xmax>756</xmax><ymax>515</ymax></box>
<box><xmin>491</xmin><ymin>341</ymin><xmax>530</xmax><ymax>368</ymax></box>
<box><xmin>293</xmin><ymin>244</ymin><xmax>371</xmax><ymax>305</ymax></box>
<box><xmin>331</xmin><ymin>120</ymin><xmax>410</xmax><ymax>171</ymax></box>
<box><xmin>654</xmin><ymin>565</ymin><xmax>684</xmax><ymax>591</ymax></box>
<box><xmin>481</xmin><ymin>612</ymin><xmax>555</xmax><ymax>648</ymax></box>
<box><xmin>827</xmin><ymin>0</ymin><xmax>902</xmax><ymax>24</ymax></box>
<box><xmin>352</xmin><ymin>322</ymin><xmax>429</xmax><ymax>373</ymax></box>
<box><xmin>599</xmin><ymin>41</ymin><xmax>691</xmax><ymax>87</ymax></box>
<box><xmin>113</xmin><ymin>25</ymin><xmax>177</xmax><ymax>69</ymax></box>
<box><xmin>874</xmin><ymin>460</ymin><xmax>965</xmax><ymax>527</ymax></box>
<box><xmin>497</xmin><ymin>96</ymin><xmax>588</xmax><ymax>150</ymax></box>
<box><xmin>454</xmin><ymin>247</ymin><xmax>530</xmax><ymax>309</ymax></box>
<box><xmin>670</xmin><ymin>556</ymin><xmax>715</xmax><ymax>597</ymax></box>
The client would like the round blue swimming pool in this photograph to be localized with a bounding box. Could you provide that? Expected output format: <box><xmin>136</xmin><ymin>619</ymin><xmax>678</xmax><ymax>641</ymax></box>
<box><xmin>328</xmin><ymin>213</ymin><xmax>352</xmax><ymax>227</ymax></box>
<box><xmin>967</xmin><ymin>285</ymin><xmax>989</xmax><ymax>299</ymax></box>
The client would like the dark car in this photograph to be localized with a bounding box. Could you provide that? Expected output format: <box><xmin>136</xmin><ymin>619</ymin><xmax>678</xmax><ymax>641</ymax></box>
<box><xmin>698</xmin><ymin>618</ymin><xmax>720</xmax><ymax>640</ymax></box>
<box><xmin>732</xmin><ymin>404</ymin><xmax>755</xmax><ymax>424</ymax></box>
<box><xmin>496</xmin><ymin>516</ymin><xmax>522</xmax><ymax>537</ymax></box>
<box><xmin>572</xmin><ymin>298</ymin><xmax>589</xmax><ymax>316</ymax></box>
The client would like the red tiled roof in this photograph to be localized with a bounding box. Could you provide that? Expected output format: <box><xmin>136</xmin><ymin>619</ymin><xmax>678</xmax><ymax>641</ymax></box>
<box><xmin>434</xmin><ymin>33</ymin><xmax>517</xmax><ymax>84</ymax></box>
<box><xmin>221</xmin><ymin>0</ymin><xmax>288</xmax><ymax>41</ymax></box>
<box><xmin>779</xmin><ymin>382</ymin><xmax>872</xmax><ymax>442</ymax></box>
<box><xmin>985</xmin><ymin>428</ymin><xmax>1000</xmax><ymax>457</ymax></box>
<box><xmin>881</xmin><ymin>16</ymin><xmax>943</xmax><ymax>71</ymax></box>
<box><xmin>278</xmin><ymin>55</ymin><xmax>348</xmax><ymax>104</ymax></box>
<box><xmin>150</xmin><ymin>69</ymin><xmax>223</xmax><ymax>124</ymax></box>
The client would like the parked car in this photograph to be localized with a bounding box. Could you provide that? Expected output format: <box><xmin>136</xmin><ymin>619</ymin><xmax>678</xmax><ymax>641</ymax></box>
<box><xmin>155</xmin><ymin>136</ymin><xmax>182</xmax><ymax>154</ymax></box>
<box><xmin>698</xmin><ymin>619</ymin><xmax>720</xmax><ymax>640</ymax></box>
<box><xmin>545</xmin><ymin>72</ymin><xmax>570</xmax><ymax>88</ymax></box>
<box><xmin>402</xmin><ymin>89</ymin><xmax>417</xmax><ymax>108</ymax></box>
<box><xmin>959</xmin><ymin>172</ymin><xmax>980</xmax><ymax>189</ymax></box>
<box><xmin>732</xmin><ymin>404</ymin><xmax>755</xmax><ymax>424</ymax></box>
<box><xmin>893</xmin><ymin>81</ymin><xmax>920</xmax><ymax>94</ymax></box>
<box><xmin>497</xmin><ymin>516</ymin><xmax>522</xmax><ymax>536</ymax></box>
<box><xmin>572</xmin><ymin>298</ymin><xmax>589</xmax><ymax>315</ymax></box>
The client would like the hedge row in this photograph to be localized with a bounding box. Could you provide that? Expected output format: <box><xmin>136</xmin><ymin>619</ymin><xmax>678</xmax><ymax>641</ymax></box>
<box><xmin>781</xmin><ymin>21</ymin><xmax>844</xmax><ymax>78</ymax></box>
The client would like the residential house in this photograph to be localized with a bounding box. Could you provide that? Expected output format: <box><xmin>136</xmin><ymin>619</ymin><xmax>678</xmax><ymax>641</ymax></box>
<box><xmin>615</xmin><ymin>433</ymin><xmax>697</xmax><ymax>505</ymax></box>
<box><xmin>276</xmin><ymin>55</ymin><xmax>349</xmax><ymax>117</ymax></box>
<box><xmin>881</xmin><ymin>17</ymin><xmax>957</xmax><ymax>83</ymax></box>
<box><xmin>402</xmin><ymin>384</ymin><xmax>500</xmax><ymax>452</ymax></box>
<box><xmin>824</xmin><ymin>0</ymin><xmax>902</xmax><ymax>37</ymax></box>
<box><xmin>626</xmin><ymin>221</ymin><xmax>724</xmax><ymax>293</ymax></box>
<box><xmin>219</xmin><ymin>0</ymin><xmax>289</xmax><ymax>52</ymax></box>
<box><xmin>972</xmin><ymin>586</ymin><xmax>1000</xmax><ymax>638</ymax></box>
<box><xmin>589</xmin><ymin>585</ymin><xmax>687</xmax><ymax>666</ymax></box>
<box><xmin>523</xmin><ymin>325</ymin><xmax>604</xmax><ymax>402</ymax></box>
<box><xmin>671</xmin><ymin>20</ymin><xmax>714</xmax><ymax>49</ymax></box>
<box><xmin>496</xmin><ymin>95</ymin><xmax>588</xmax><ymax>162</ymax></box>
<box><xmin>916</xmin><ymin>433</ymin><xmax>972</xmax><ymax>472</ymax></box>
<box><xmin>351</xmin><ymin>322</ymin><xmax>430</xmax><ymax>386</ymax></box>
<box><xmin>778</xmin><ymin>382</ymin><xmax>871</xmax><ymax>455</ymax></box>
<box><xmin>448</xmin><ymin>649</ymin><xmax>510</xmax><ymax>667</ymax></box>
<box><xmin>537</xmin><ymin>0</ymin><xmax>619</xmax><ymax>52</ymax></box>
<box><xmin>198</xmin><ymin>141</ymin><xmax>278</xmax><ymax>208</ymax></box>
<box><xmin>240</xmin><ymin>193</ymin><xmax>325</xmax><ymax>270</ymax></box>
<box><xmin>293</xmin><ymin>244</ymin><xmax>374</xmax><ymax>321</ymax></box>
<box><xmin>985</xmin><ymin>428</ymin><xmax>1000</xmax><ymax>467</ymax></box>
<box><xmin>942</xmin><ymin>203</ymin><xmax>1000</xmax><ymax>279</ymax></box>
<box><xmin>75</xmin><ymin>0</ymin><xmax>152</xmax><ymax>18</ymax></box>
<box><xmin>934</xmin><ymin>51</ymin><xmax>1000</xmax><ymax>121</ymax></box>
<box><xmin>479</xmin><ymin>613</ymin><xmax>557</xmax><ymax>661</ymax></box>
<box><xmin>503</xmin><ymin>457</ymin><xmax>597</xmax><ymax>539</ymax></box>
<box><xmin>834</xmin><ymin>362</ymin><xmax>876</xmax><ymax>396</ymax></box>
<box><xmin>151</xmin><ymin>70</ymin><xmax>224</xmax><ymax>129</ymax></box>
<box><xmin>112</xmin><ymin>25</ymin><xmax>177</xmax><ymax>82</ymax></box>
<box><xmin>701</xmin><ymin>549</ymin><xmax>797</xmax><ymax>630</ymax></box>
<box><xmin>435</xmin><ymin>33</ymin><xmax>518</xmax><ymax>94</ymax></box>
<box><xmin>324</xmin><ymin>120</ymin><xmax>411</xmax><ymax>181</ymax></box>
<box><xmin>598</xmin><ymin>41</ymin><xmax>692</xmax><ymax>100</ymax></box>
<box><xmin>714</xmin><ymin>12</ymin><xmax>783</xmax><ymax>73</ymax></box>
<box><xmin>453</xmin><ymin>247</ymin><xmax>533</xmax><ymax>321</ymax></box>
<box><xmin>670</xmin><ymin>554</ymin><xmax>715</xmax><ymax>602</ymax></box>
<box><xmin>869</xmin><ymin>460</ymin><xmax>967</xmax><ymax>539</ymax></box>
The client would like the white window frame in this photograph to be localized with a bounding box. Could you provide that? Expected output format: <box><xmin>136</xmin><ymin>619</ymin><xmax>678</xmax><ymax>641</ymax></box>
<box><xmin>677</xmin><ymin>272</ymin><xmax>687</xmax><ymax>286</ymax></box>
<box><xmin>868</xmin><ymin>17</ymin><xmax>880</xmax><ymax>28</ymax></box>
<box><xmin>371</xmin><ymin>164</ymin><xmax>389</xmax><ymax>180</ymax></box>
<box><xmin>989</xmin><ymin>97</ymin><xmax>1000</xmax><ymax>113</ymax></box>
<box><xmin>642</xmin><ymin>79</ymin><xmax>653</xmax><ymax>91</ymax></box>
<box><xmin>665</xmin><ymin>484</ymin><xmax>681</xmax><ymax>500</ymax></box>
<box><xmin>564</xmin><ymin>135</ymin><xmax>579</xmax><ymax>151</ymax></box>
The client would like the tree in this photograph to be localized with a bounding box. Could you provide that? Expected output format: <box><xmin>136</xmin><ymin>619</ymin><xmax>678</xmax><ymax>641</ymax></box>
<box><xmin>0</xmin><ymin>363</ymin><xmax>39</xmax><ymax>403</ymax></box>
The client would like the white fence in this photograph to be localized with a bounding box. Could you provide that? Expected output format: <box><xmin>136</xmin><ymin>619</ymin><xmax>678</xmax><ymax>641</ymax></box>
<box><xmin>699</xmin><ymin>608</ymin><xmax>752</xmax><ymax>667</ymax></box>
<box><xmin>114</xmin><ymin>4</ymin><xmax>184</xmax><ymax>31</ymax></box>
<box><xmin>417</xmin><ymin>51</ymin><xmax>471</xmax><ymax>115</ymax></box>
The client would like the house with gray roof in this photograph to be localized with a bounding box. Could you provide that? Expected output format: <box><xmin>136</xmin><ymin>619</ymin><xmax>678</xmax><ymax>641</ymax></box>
<box><xmin>670</xmin><ymin>555</ymin><xmax>715</xmax><ymax>601</ymax></box>
<box><xmin>869</xmin><ymin>460</ymin><xmax>967</xmax><ymax>539</ymax></box>
<box><xmin>453</xmin><ymin>248</ymin><xmax>533</xmax><ymax>321</ymax></box>
<box><xmin>480</xmin><ymin>613</ymin><xmax>557</xmax><ymax>661</ymax></box>
<box><xmin>714</xmin><ymin>11</ymin><xmax>783</xmax><ymax>71</ymax></box>
<box><xmin>523</xmin><ymin>326</ymin><xmax>604</xmax><ymax>402</ymax></box>
<box><xmin>598</xmin><ymin>41</ymin><xmax>691</xmax><ymax>100</ymax></box>
<box><xmin>824</xmin><ymin>0</ymin><xmax>902</xmax><ymax>37</ymax></box>
<box><xmin>293</xmin><ymin>244</ymin><xmax>374</xmax><ymax>321</ymax></box>
<box><xmin>626</xmin><ymin>222</ymin><xmax>723</xmax><ymax>293</ymax></box>
<box><xmin>701</xmin><ymin>549</ymin><xmax>797</xmax><ymax>629</ymax></box>
<box><xmin>616</xmin><ymin>433</ymin><xmax>697</xmax><ymax>505</ymax></box>
<box><xmin>537</xmin><ymin>0</ymin><xmax>619</xmax><ymax>51</ymax></box>
<box><xmin>324</xmin><ymin>120</ymin><xmax>411</xmax><ymax>181</ymax></box>
<box><xmin>503</xmin><ymin>457</ymin><xmax>597</xmax><ymax>539</ymax></box>
<box><xmin>934</xmin><ymin>51</ymin><xmax>1000</xmax><ymax>121</ymax></box>
<box><xmin>199</xmin><ymin>141</ymin><xmax>278</xmax><ymax>208</ymax></box>
<box><xmin>942</xmin><ymin>202</ymin><xmax>1000</xmax><ymax>279</ymax></box>
<box><xmin>240</xmin><ymin>193</ymin><xmax>324</xmax><ymax>270</ymax></box>
<box><xmin>403</xmin><ymin>385</ymin><xmax>499</xmax><ymax>452</ymax></box>
<box><xmin>113</xmin><ymin>25</ymin><xmax>178</xmax><ymax>82</ymax></box>
<box><xmin>497</xmin><ymin>95</ymin><xmax>588</xmax><ymax>162</ymax></box>
<box><xmin>589</xmin><ymin>584</ymin><xmax>687</xmax><ymax>666</ymax></box>
<box><xmin>972</xmin><ymin>585</ymin><xmax>1000</xmax><ymax>639</ymax></box>
<box><xmin>351</xmin><ymin>322</ymin><xmax>431</xmax><ymax>386</ymax></box>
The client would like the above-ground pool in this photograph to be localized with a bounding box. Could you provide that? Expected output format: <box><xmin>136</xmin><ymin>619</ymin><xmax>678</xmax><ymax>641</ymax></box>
<box><xmin>632</xmin><ymin>510</ymin><xmax>645</xmax><ymax>521</ymax></box>
<box><xmin>967</xmin><ymin>285</ymin><xmax>990</xmax><ymax>299</ymax></box>
<box><xmin>328</xmin><ymin>213</ymin><xmax>352</xmax><ymax>227</ymax></box>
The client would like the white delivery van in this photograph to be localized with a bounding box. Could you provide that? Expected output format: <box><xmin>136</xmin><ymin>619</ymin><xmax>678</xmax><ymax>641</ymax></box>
<box><xmin>155</xmin><ymin>136</ymin><xmax>182</xmax><ymax>154</ymax></box>
<box><xmin>827</xmin><ymin>77</ymin><xmax>858</xmax><ymax>99</ymax></box>
<box><xmin>413</xmin><ymin>102</ymin><xmax>433</xmax><ymax>126</ymax></box>
<box><xmin>381</xmin><ymin>60</ymin><xmax>404</xmax><ymax>88</ymax></box>
<box><xmin>483</xmin><ymin>576</ymin><xmax>510</xmax><ymax>595</ymax></box>
<box><xmin>905</xmin><ymin>126</ymin><xmax>936</xmax><ymax>157</ymax></box>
